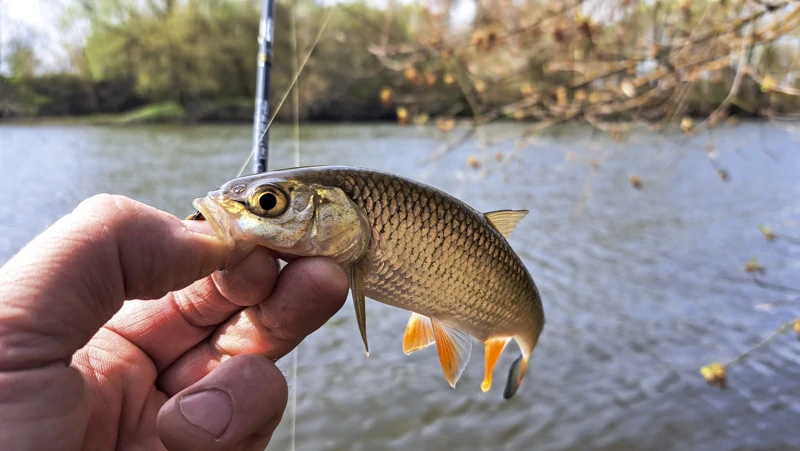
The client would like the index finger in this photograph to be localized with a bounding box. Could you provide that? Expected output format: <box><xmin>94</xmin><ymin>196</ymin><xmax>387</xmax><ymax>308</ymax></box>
<box><xmin>158</xmin><ymin>257</ymin><xmax>349</xmax><ymax>395</ymax></box>
<box><xmin>104</xmin><ymin>246</ymin><xmax>280</xmax><ymax>371</ymax></box>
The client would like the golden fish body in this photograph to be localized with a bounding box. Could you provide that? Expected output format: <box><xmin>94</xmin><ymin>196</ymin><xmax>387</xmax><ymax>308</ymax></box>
<box><xmin>192</xmin><ymin>166</ymin><xmax>544</xmax><ymax>398</ymax></box>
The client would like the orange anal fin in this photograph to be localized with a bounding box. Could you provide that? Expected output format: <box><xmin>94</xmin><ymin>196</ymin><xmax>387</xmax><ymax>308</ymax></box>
<box><xmin>403</xmin><ymin>313</ymin><xmax>435</xmax><ymax>354</ymax></box>
<box><xmin>431</xmin><ymin>319</ymin><xmax>472</xmax><ymax>388</ymax></box>
<box><xmin>503</xmin><ymin>354</ymin><xmax>529</xmax><ymax>399</ymax></box>
<box><xmin>481</xmin><ymin>337</ymin><xmax>511</xmax><ymax>392</ymax></box>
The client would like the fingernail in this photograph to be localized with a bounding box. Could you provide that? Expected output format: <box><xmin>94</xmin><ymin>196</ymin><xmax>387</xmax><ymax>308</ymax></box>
<box><xmin>183</xmin><ymin>219</ymin><xmax>220</xmax><ymax>238</ymax></box>
<box><xmin>180</xmin><ymin>389</ymin><xmax>233</xmax><ymax>437</ymax></box>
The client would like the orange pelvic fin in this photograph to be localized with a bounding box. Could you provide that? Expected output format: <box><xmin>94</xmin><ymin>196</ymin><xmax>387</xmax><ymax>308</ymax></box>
<box><xmin>403</xmin><ymin>313</ymin><xmax>435</xmax><ymax>354</ymax></box>
<box><xmin>481</xmin><ymin>337</ymin><xmax>511</xmax><ymax>392</ymax></box>
<box><xmin>431</xmin><ymin>319</ymin><xmax>472</xmax><ymax>388</ymax></box>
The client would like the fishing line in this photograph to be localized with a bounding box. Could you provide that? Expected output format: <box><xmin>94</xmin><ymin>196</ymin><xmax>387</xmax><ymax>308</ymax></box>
<box><xmin>289</xmin><ymin>2</ymin><xmax>301</xmax><ymax>450</ymax></box>
<box><xmin>291</xmin><ymin>4</ymin><xmax>301</xmax><ymax>169</ymax></box>
<box><xmin>236</xmin><ymin>7</ymin><xmax>334</xmax><ymax>178</ymax></box>
<box><xmin>289</xmin><ymin>347</ymin><xmax>299</xmax><ymax>451</ymax></box>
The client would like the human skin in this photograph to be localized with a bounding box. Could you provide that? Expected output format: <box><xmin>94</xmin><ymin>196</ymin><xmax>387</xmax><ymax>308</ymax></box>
<box><xmin>0</xmin><ymin>194</ymin><xmax>350</xmax><ymax>450</ymax></box>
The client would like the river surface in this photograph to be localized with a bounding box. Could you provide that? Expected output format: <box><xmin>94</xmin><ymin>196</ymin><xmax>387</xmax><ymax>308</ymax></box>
<box><xmin>1</xmin><ymin>122</ymin><xmax>800</xmax><ymax>450</ymax></box>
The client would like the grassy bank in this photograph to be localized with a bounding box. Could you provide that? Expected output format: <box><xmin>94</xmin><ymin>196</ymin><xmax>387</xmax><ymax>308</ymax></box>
<box><xmin>114</xmin><ymin>102</ymin><xmax>185</xmax><ymax>124</ymax></box>
<box><xmin>0</xmin><ymin>96</ymin><xmax>400</xmax><ymax>125</ymax></box>
<box><xmin>1</xmin><ymin>102</ymin><xmax>184</xmax><ymax>125</ymax></box>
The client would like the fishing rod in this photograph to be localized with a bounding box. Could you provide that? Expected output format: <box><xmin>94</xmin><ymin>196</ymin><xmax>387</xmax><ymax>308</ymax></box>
<box><xmin>197</xmin><ymin>2</ymin><xmax>333</xmax><ymax>209</ymax></box>
<box><xmin>256</xmin><ymin>3</ymin><xmax>302</xmax><ymax>448</ymax></box>
<box><xmin>252</xmin><ymin>2</ymin><xmax>301</xmax><ymax>448</ymax></box>
<box><xmin>187</xmin><ymin>0</ymin><xmax>275</xmax><ymax>216</ymax></box>
<box><xmin>253</xmin><ymin>0</ymin><xmax>276</xmax><ymax>174</ymax></box>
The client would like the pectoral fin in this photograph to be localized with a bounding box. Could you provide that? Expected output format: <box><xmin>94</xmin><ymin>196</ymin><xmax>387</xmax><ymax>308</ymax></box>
<box><xmin>431</xmin><ymin>319</ymin><xmax>472</xmax><ymax>388</ymax></box>
<box><xmin>403</xmin><ymin>313</ymin><xmax>435</xmax><ymax>354</ymax></box>
<box><xmin>484</xmin><ymin>210</ymin><xmax>529</xmax><ymax>239</ymax></box>
<box><xmin>481</xmin><ymin>337</ymin><xmax>511</xmax><ymax>392</ymax></box>
<box><xmin>350</xmin><ymin>259</ymin><xmax>369</xmax><ymax>356</ymax></box>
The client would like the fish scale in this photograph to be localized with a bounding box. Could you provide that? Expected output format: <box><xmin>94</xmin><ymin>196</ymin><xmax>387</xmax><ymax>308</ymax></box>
<box><xmin>293</xmin><ymin>167</ymin><xmax>541</xmax><ymax>337</ymax></box>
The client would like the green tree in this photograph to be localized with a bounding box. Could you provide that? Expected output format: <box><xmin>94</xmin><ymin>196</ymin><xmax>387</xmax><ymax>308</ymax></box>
<box><xmin>63</xmin><ymin>0</ymin><xmax>414</xmax><ymax>117</ymax></box>
<box><xmin>5</xmin><ymin>38</ymin><xmax>40</xmax><ymax>78</ymax></box>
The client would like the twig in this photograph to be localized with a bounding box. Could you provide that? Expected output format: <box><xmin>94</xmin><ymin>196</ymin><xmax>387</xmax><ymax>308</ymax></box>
<box><xmin>420</xmin><ymin>124</ymin><xmax>478</xmax><ymax>163</ymax></box>
<box><xmin>726</xmin><ymin>317</ymin><xmax>799</xmax><ymax>366</ymax></box>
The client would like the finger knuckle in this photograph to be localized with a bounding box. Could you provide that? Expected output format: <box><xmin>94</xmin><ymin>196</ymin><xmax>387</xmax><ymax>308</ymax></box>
<box><xmin>259</xmin><ymin>308</ymin><xmax>297</xmax><ymax>346</ymax></box>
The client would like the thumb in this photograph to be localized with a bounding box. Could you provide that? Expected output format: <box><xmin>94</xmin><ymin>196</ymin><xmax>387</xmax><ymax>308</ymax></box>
<box><xmin>157</xmin><ymin>354</ymin><xmax>288</xmax><ymax>451</ymax></box>
<box><xmin>0</xmin><ymin>194</ymin><xmax>237</xmax><ymax>371</ymax></box>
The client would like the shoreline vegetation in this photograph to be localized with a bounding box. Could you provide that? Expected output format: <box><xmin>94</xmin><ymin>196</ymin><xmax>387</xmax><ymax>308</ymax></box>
<box><xmin>0</xmin><ymin>99</ymin><xmax>400</xmax><ymax>125</ymax></box>
<box><xmin>0</xmin><ymin>100</ymin><xmax>774</xmax><ymax>126</ymax></box>
<box><xmin>2</xmin><ymin>0</ymin><xmax>799</xmax><ymax>127</ymax></box>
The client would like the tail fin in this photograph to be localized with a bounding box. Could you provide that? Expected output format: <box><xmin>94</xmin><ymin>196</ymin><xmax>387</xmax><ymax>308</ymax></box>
<box><xmin>503</xmin><ymin>353</ymin><xmax>528</xmax><ymax>399</ymax></box>
<box><xmin>504</xmin><ymin>333</ymin><xmax>539</xmax><ymax>399</ymax></box>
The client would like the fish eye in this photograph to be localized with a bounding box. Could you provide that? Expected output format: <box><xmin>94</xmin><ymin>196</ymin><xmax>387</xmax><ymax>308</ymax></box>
<box><xmin>249</xmin><ymin>185</ymin><xmax>288</xmax><ymax>217</ymax></box>
<box><xmin>259</xmin><ymin>192</ymin><xmax>277</xmax><ymax>210</ymax></box>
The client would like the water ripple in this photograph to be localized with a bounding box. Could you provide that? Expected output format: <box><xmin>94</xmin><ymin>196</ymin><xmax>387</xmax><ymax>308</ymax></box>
<box><xmin>1</xmin><ymin>122</ymin><xmax>799</xmax><ymax>450</ymax></box>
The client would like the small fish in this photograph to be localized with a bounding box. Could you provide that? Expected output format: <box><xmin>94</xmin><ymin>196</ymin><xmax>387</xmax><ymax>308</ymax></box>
<box><xmin>191</xmin><ymin>166</ymin><xmax>545</xmax><ymax>398</ymax></box>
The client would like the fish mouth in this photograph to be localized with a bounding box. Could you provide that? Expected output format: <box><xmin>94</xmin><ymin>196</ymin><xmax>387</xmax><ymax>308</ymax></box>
<box><xmin>192</xmin><ymin>193</ymin><xmax>241</xmax><ymax>249</ymax></box>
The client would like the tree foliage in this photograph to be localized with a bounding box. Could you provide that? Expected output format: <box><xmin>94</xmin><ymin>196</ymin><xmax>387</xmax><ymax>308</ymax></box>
<box><xmin>372</xmin><ymin>0</ymin><xmax>800</xmax><ymax>136</ymax></box>
<box><xmin>5</xmin><ymin>37</ymin><xmax>40</xmax><ymax>79</ymax></box>
<box><xmin>5</xmin><ymin>0</ymin><xmax>800</xmax><ymax>126</ymax></box>
<box><xmin>60</xmin><ymin>0</ymin><xmax>413</xmax><ymax>119</ymax></box>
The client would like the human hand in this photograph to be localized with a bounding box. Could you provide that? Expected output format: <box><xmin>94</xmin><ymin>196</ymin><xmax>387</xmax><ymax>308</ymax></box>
<box><xmin>0</xmin><ymin>194</ymin><xmax>349</xmax><ymax>450</ymax></box>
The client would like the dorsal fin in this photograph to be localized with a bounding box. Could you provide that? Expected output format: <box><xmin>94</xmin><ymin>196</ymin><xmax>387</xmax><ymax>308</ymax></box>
<box><xmin>484</xmin><ymin>210</ymin><xmax>529</xmax><ymax>239</ymax></box>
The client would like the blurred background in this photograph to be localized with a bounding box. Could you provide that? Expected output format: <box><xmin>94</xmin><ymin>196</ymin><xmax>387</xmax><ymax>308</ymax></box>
<box><xmin>2</xmin><ymin>0</ymin><xmax>800</xmax><ymax>450</ymax></box>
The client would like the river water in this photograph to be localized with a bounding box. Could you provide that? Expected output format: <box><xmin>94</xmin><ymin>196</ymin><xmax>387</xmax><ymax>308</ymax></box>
<box><xmin>1</xmin><ymin>122</ymin><xmax>799</xmax><ymax>450</ymax></box>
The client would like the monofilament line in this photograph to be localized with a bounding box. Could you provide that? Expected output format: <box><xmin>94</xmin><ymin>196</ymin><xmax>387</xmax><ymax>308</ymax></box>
<box><xmin>237</xmin><ymin>8</ymin><xmax>335</xmax><ymax>178</ymax></box>
<box><xmin>289</xmin><ymin>2</ymin><xmax>301</xmax><ymax>450</ymax></box>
